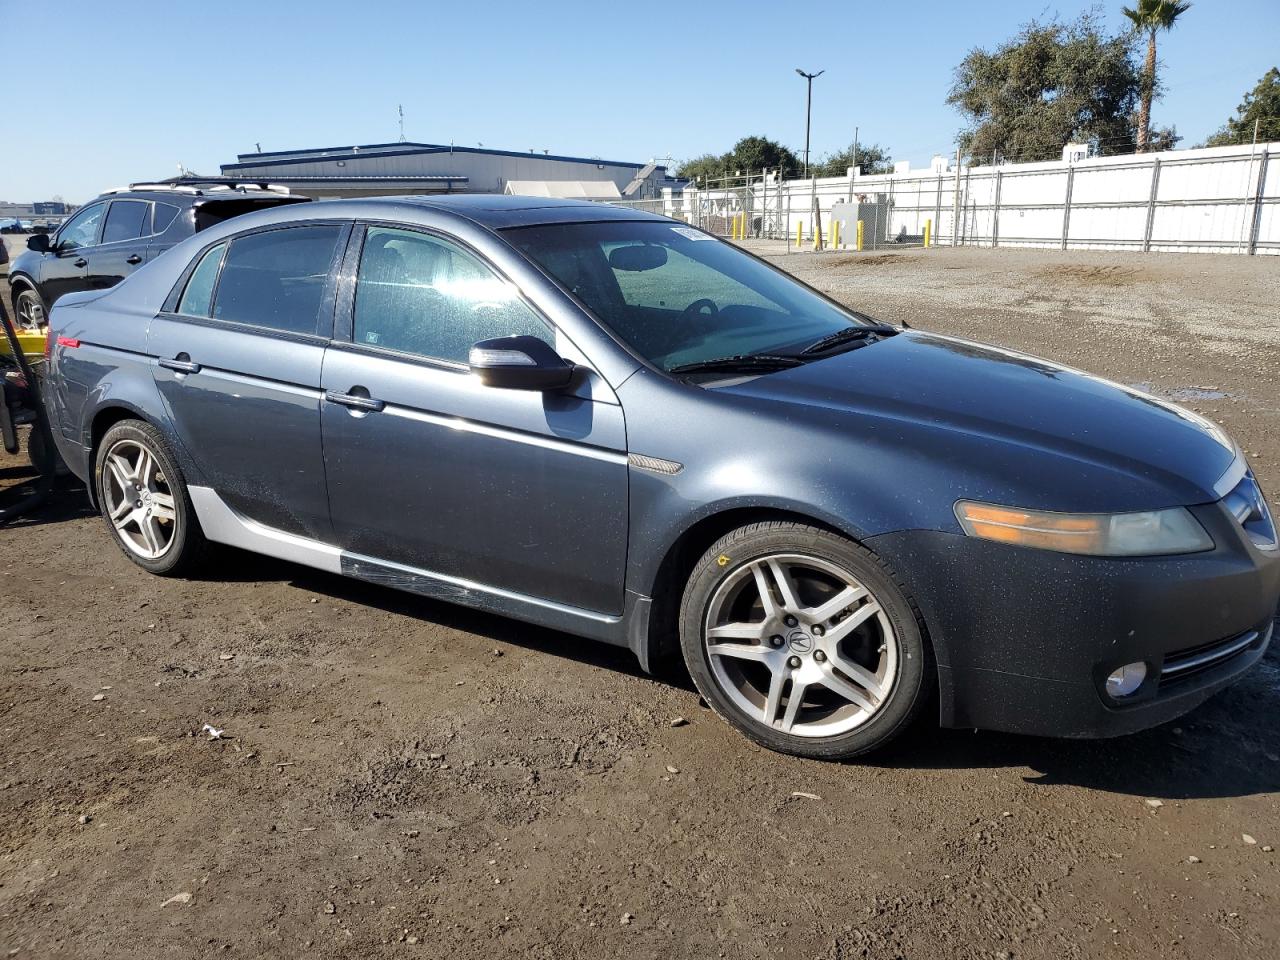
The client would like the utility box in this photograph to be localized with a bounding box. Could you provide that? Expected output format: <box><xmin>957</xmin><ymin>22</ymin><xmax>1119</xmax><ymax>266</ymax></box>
<box><xmin>830</xmin><ymin>195</ymin><xmax>889</xmax><ymax>247</ymax></box>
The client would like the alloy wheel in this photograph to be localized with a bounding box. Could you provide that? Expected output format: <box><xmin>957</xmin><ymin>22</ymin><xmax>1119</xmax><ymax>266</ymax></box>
<box><xmin>703</xmin><ymin>553</ymin><xmax>899</xmax><ymax>737</ymax></box>
<box><xmin>16</xmin><ymin>292</ymin><xmax>45</xmax><ymax>333</ymax></box>
<box><xmin>101</xmin><ymin>438</ymin><xmax>178</xmax><ymax>560</ymax></box>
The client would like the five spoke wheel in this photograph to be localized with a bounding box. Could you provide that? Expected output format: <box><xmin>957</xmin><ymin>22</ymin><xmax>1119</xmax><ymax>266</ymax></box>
<box><xmin>101</xmin><ymin>438</ymin><xmax>177</xmax><ymax>560</ymax></box>
<box><xmin>704</xmin><ymin>553</ymin><xmax>898</xmax><ymax>738</ymax></box>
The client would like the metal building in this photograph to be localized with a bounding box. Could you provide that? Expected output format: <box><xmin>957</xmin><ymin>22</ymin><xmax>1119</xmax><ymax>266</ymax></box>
<box><xmin>219</xmin><ymin>142</ymin><xmax>685</xmax><ymax>200</ymax></box>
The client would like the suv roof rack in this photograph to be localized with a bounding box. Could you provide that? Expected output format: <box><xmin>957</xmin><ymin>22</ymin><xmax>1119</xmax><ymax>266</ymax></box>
<box><xmin>101</xmin><ymin>178</ymin><xmax>295</xmax><ymax>197</ymax></box>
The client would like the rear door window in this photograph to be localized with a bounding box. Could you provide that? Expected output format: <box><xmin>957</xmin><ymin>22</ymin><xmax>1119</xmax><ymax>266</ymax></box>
<box><xmin>211</xmin><ymin>225</ymin><xmax>343</xmax><ymax>335</ymax></box>
<box><xmin>101</xmin><ymin>200</ymin><xmax>150</xmax><ymax>244</ymax></box>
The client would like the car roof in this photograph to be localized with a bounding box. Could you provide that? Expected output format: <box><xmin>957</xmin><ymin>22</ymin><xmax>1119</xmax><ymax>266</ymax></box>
<box><xmin>370</xmin><ymin>194</ymin><xmax>669</xmax><ymax>229</ymax></box>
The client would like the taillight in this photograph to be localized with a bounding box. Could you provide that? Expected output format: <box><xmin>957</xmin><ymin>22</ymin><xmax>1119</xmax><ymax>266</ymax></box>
<box><xmin>55</xmin><ymin>336</ymin><xmax>80</xmax><ymax>349</ymax></box>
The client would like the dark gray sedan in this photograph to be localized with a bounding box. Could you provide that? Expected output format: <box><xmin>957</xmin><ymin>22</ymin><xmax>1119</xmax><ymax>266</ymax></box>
<box><xmin>41</xmin><ymin>196</ymin><xmax>1279</xmax><ymax>759</ymax></box>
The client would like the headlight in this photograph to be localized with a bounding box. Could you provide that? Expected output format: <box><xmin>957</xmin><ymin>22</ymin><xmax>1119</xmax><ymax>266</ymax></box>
<box><xmin>954</xmin><ymin>501</ymin><xmax>1213</xmax><ymax>556</ymax></box>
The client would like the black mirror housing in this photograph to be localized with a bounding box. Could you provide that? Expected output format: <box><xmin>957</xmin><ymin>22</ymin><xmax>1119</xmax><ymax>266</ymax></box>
<box><xmin>608</xmin><ymin>244</ymin><xmax>667</xmax><ymax>272</ymax></box>
<box><xmin>469</xmin><ymin>335</ymin><xmax>575</xmax><ymax>391</ymax></box>
<box><xmin>26</xmin><ymin>233</ymin><xmax>51</xmax><ymax>253</ymax></box>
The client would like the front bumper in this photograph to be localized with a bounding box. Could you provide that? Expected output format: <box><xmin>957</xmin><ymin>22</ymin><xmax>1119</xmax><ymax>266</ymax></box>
<box><xmin>868</xmin><ymin>501</ymin><xmax>1280</xmax><ymax>738</ymax></box>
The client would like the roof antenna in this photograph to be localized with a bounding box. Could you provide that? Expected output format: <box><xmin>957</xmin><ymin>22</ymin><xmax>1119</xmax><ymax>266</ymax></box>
<box><xmin>398</xmin><ymin>104</ymin><xmax>406</xmax><ymax>143</ymax></box>
<box><xmin>255</xmin><ymin>142</ymin><xmax>262</xmax><ymax>153</ymax></box>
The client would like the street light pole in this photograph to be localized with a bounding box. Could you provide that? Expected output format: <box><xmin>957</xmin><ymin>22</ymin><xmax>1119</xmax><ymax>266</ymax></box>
<box><xmin>795</xmin><ymin>68</ymin><xmax>824</xmax><ymax>178</ymax></box>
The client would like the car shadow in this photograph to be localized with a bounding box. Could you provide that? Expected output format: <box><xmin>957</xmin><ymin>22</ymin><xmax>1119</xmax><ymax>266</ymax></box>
<box><xmin>198</xmin><ymin>549</ymin><xmax>683</xmax><ymax>686</ymax></box>
<box><xmin>193</xmin><ymin>550</ymin><xmax>1277</xmax><ymax>801</ymax></box>
<box><xmin>0</xmin><ymin>472</ymin><xmax>94</xmax><ymax>528</ymax></box>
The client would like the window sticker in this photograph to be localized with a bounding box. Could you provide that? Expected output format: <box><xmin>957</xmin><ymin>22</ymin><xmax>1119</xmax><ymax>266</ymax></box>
<box><xmin>671</xmin><ymin>226</ymin><xmax>714</xmax><ymax>241</ymax></box>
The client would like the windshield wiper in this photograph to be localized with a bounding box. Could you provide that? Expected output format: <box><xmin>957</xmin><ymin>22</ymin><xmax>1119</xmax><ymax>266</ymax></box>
<box><xmin>668</xmin><ymin>354</ymin><xmax>805</xmax><ymax>376</ymax></box>
<box><xmin>798</xmin><ymin>324</ymin><xmax>898</xmax><ymax>356</ymax></box>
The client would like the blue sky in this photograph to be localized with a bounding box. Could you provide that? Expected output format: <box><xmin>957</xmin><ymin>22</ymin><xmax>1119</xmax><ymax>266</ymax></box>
<box><xmin>3</xmin><ymin>0</ymin><xmax>1276</xmax><ymax>203</ymax></box>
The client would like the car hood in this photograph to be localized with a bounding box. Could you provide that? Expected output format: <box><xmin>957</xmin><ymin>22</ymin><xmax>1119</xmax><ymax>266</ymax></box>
<box><xmin>717</xmin><ymin>330</ymin><xmax>1238</xmax><ymax>509</ymax></box>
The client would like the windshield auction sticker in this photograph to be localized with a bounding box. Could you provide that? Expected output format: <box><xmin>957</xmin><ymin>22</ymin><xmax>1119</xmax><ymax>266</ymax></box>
<box><xmin>671</xmin><ymin>226</ymin><xmax>714</xmax><ymax>241</ymax></box>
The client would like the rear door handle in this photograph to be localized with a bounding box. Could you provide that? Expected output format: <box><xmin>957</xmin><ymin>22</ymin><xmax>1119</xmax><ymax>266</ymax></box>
<box><xmin>324</xmin><ymin>390</ymin><xmax>385</xmax><ymax>413</ymax></box>
<box><xmin>74</xmin><ymin>258</ymin><xmax>87</xmax><ymax>268</ymax></box>
<box><xmin>159</xmin><ymin>357</ymin><xmax>201</xmax><ymax>374</ymax></box>
<box><xmin>126</xmin><ymin>254</ymin><xmax>143</xmax><ymax>265</ymax></box>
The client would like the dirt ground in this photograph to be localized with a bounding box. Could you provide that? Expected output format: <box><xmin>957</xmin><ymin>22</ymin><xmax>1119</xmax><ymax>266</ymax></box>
<box><xmin>2</xmin><ymin>246</ymin><xmax>1279</xmax><ymax>960</ymax></box>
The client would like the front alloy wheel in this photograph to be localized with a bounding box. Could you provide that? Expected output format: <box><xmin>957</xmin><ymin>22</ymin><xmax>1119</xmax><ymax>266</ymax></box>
<box><xmin>15</xmin><ymin>289</ymin><xmax>46</xmax><ymax>333</ymax></box>
<box><xmin>680</xmin><ymin>522</ymin><xmax>931</xmax><ymax>759</ymax></box>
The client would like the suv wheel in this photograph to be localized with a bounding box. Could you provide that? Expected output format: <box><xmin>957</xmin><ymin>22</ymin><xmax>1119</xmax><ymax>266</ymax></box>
<box><xmin>679</xmin><ymin>521</ymin><xmax>932</xmax><ymax>760</ymax></box>
<box><xmin>94</xmin><ymin>420</ymin><xmax>207</xmax><ymax>576</ymax></box>
<box><xmin>14</xmin><ymin>287</ymin><xmax>47</xmax><ymax>333</ymax></box>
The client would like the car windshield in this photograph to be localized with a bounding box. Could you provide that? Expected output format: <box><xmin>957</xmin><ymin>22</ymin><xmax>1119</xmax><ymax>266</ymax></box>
<box><xmin>505</xmin><ymin>220</ymin><xmax>871</xmax><ymax>372</ymax></box>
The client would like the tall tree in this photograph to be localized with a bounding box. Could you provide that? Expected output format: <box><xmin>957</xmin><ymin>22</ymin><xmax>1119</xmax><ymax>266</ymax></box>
<box><xmin>1122</xmin><ymin>0</ymin><xmax>1192</xmax><ymax>152</ymax></box>
<box><xmin>1203</xmin><ymin>67</ymin><xmax>1280</xmax><ymax>146</ymax></box>
<box><xmin>815</xmin><ymin>142</ymin><xmax>894</xmax><ymax>178</ymax></box>
<box><xmin>949</xmin><ymin>15</ymin><xmax>1141</xmax><ymax>163</ymax></box>
<box><xmin>675</xmin><ymin>136</ymin><xmax>801</xmax><ymax>184</ymax></box>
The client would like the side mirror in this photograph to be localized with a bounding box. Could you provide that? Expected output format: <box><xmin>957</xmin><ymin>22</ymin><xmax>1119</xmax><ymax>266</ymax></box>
<box><xmin>469</xmin><ymin>335</ymin><xmax>575</xmax><ymax>391</ymax></box>
<box><xmin>26</xmin><ymin>233</ymin><xmax>51</xmax><ymax>254</ymax></box>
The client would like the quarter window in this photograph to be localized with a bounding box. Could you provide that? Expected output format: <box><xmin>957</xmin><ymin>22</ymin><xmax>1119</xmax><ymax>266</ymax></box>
<box><xmin>178</xmin><ymin>242</ymin><xmax>226</xmax><ymax>317</ymax></box>
<box><xmin>211</xmin><ymin>225</ymin><xmax>343</xmax><ymax>335</ymax></box>
<box><xmin>353</xmin><ymin>226</ymin><xmax>550</xmax><ymax>363</ymax></box>
<box><xmin>151</xmin><ymin>202</ymin><xmax>180</xmax><ymax>235</ymax></box>
<box><xmin>56</xmin><ymin>204</ymin><xmax>104</xmax><ymax>251</ymax></box>
<box><xmin>102</xmin><ymin>201</ymin><xmax>150</xmax><ymax>244</ymax></box>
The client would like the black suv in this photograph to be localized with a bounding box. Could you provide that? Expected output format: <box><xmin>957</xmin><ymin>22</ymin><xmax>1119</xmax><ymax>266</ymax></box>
<box><xmin>8</xmin><ymin>180</ymin><xmax>310</xmax><ymax>331</ymax></box>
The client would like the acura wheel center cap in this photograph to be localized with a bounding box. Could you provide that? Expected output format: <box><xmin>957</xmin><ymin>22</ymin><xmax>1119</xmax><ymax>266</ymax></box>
<box><xmin>787</xmin><ymin>630</ymin><xmax>813</xmax><ymax>654</ymax></box>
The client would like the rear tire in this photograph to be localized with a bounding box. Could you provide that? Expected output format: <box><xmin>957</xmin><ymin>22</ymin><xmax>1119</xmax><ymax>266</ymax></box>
<box><xmin>678</xmin><ymin>521</ymin><xmax>933</xmax><ymax>760</ymax></box>
<box><xmin>94</xmin><ymin>420</ymin><xmax>207</xmax><ymax>576</ymax></box>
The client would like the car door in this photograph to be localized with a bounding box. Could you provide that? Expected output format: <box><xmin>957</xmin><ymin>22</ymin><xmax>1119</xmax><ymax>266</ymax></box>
<box><xmin>149</xmin><ymin>222</ymin><xmax>351</xmax><ymax>541</ymax></box>
<box><xmin>320</xmin><ymin>224</ymin><xmax>629</xmax><ymax>615</ymax></box>
<box><xmin>86</xmin><ymin>199</ymin><xmax>152</xmax><ymax>290</ymax></box>
<box><xmin>41</xmin><ymin>201</ymin><xmax>105</xmax><ymax>304</ymax></box>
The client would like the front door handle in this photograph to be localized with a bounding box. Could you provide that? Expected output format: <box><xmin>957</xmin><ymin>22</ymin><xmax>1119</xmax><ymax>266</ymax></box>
<box><xmin>159</xmin><ymin>357</ymin><xmax>201</xmax><ymax>374</ymax></box>
<box><xmin>126</xmin><ymin>254</ymin><xmax>143</xmax><ymax>265</ymax></box>
<box><xmin>74</xmin><ymin>258</ymin><xmax>87</xmax><ymax>268</ymax></box>
<box><xmin>324</xmin><ymin>390</ymin><xmax>385</xmax><ymax>413</ymax></box>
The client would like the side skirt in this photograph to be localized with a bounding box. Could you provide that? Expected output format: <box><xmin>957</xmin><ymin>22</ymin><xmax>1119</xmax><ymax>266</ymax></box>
<box><xmin>187</xmin><ymin>485</ymin><xmax>641</xmax><ymax>650</ymax></box>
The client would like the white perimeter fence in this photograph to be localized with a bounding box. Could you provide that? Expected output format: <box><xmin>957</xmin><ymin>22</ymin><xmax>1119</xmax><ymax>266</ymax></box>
<box><xmin>609</xmin><ymin>142</ymin><xmax>1279</xmax><ymax>255</ymax></box>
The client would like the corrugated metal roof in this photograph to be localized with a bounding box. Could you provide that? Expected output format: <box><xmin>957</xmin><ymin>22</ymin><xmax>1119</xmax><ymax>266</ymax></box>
<box><xmin>504</xmin><ymin>180</ymin><xmax>623</xmax><ymax>199</ymax></box>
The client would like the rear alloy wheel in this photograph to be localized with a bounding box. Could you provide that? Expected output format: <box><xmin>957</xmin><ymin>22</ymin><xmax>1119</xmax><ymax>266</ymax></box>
<box><xmin>94</xmin><ymin>420</ymin><xmax>207</xmax><ymax>575</ymax></box>
<box><xmin>680</xmin><ymin>522</ymin><xmax>931</xmax><ymax>759</ymax></box>
<box><xmin>14</xmin><ymin>288</ymin><xmax>47</xmax><ymax>333</ymax></box>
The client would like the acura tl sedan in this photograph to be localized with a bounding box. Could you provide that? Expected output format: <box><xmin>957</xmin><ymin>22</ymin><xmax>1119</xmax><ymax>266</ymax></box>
<box><xmin>41</xmin><ymin>196</ymin><xmax>1279</xmax><ymax>759</ymax></box>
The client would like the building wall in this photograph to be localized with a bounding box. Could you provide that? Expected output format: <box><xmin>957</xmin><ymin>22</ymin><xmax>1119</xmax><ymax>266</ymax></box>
<box><xmin>664</xmin><ymin>142</ymin><xmax>1279</xmax><ymax>256</ymax></box>
<box><xmin>222</xmin><ymin>146</ymin><xmax>670</xmax><ymax>197</ymax></box>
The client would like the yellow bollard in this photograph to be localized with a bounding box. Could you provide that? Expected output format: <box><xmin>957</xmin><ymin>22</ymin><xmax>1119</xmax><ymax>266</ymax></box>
<box><xmin>832</xmin><ymin>219</ymin><xmax>841</xmax><ymax>250</ymax></box>
<box><xmin>924</xmin><ymin>218</ymin><xmax>932</xmax><ymax>248</ymax></box>
<box><xmin>796</xmin><ymin>220</ymin><xmax>803</xmax><ymax>249</ymax></box>
<box><xmin>856</xmin><ymin>219</ymin><xmax>864</xmax><ymax>252</ymax></box>
<box><xmin>731</xmin><ymin>214</ymin><xmax>738</xmax><ymax>241</ymax></box>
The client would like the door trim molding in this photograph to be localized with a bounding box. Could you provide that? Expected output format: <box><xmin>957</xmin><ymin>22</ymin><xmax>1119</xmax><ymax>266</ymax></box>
<box><xmin>384</xmin><ymin>404</ymin><xmax>628</xmax><ymax>464</ymax></box>
<box><xmin>187</xmin><ymin>485</ymin><xmax>625</xmax><ymax>636</ymax></box>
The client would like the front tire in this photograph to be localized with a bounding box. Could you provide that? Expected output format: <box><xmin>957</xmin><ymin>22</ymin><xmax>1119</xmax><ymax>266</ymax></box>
<box><xmin>94</xmin><ymin>420</ymin><xmax>207</xmax><ymax>576</ymax></box>
<box><xmin>679</xmin><ymin>521</ymin><xmax>932</xmax><ymax>760</ymax></box>
<box><xmin>14</xmin><ymin>287</ymin><xmax>47</xmax><ymax>333</ymax></box>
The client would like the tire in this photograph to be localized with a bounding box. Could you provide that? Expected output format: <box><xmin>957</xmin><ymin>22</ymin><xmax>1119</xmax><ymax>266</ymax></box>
<box><xmin>14</xmin><ymin>286</ymin><xmax>47</xmax><ymax>333</ymax></box>
<box><xmin>93</xmin><ymin>419</ymin><xmax>207</xmax><ymax>576</ymax></box>
<box><xmin>678</xmin><ymin>521</ymin><xmax>933</xmax><ymax>760</ymax></box>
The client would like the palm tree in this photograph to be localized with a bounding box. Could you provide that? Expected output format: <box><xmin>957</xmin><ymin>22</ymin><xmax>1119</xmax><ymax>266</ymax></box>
<box><xmin>1122</xmin><ymin>0</ymin><xmax>1192</xmax><ymax>152</ymax></box>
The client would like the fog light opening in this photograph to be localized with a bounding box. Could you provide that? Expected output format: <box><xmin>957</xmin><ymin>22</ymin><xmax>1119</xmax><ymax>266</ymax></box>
<box><xmin>1106</xmin><ymin>661</ymin><xmax>1148</xmax><ymax>699</ymax></box>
